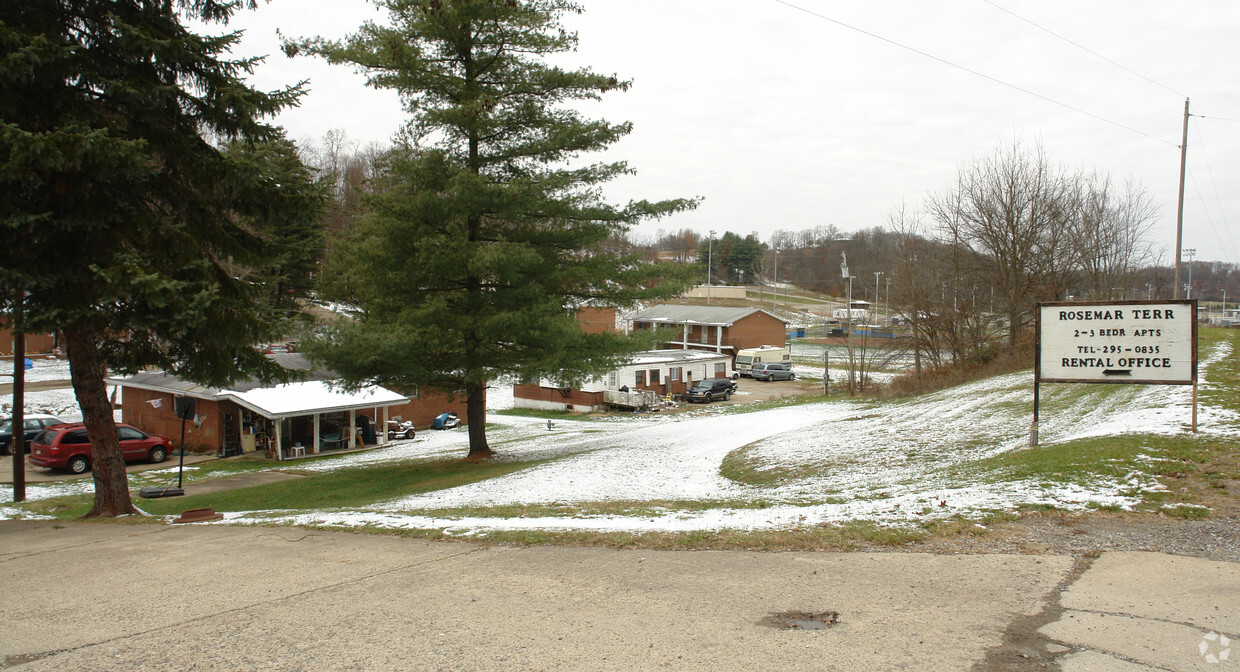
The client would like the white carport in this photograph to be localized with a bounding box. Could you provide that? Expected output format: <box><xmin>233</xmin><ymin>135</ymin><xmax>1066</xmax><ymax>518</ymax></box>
<box><xmin>229</xmin><ymin>380</ymin><xmax>409</xmax><ymax>460</ymax></box>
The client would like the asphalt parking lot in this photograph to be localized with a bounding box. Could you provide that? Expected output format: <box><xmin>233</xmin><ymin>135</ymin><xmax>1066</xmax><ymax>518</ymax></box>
<box><xmin>3</xmin><ymin>521</ymin><xmax>1236</xmax><ymax>671</ymax></box>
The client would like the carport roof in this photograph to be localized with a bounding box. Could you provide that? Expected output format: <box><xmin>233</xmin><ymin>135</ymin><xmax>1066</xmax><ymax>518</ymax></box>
<box><xmin>228</xmin><ymin>380</ymin><xmax>409</xmax><ymax>419</ymax></box>
<box><xmin>106</xmin><ymin>353</ymin><xmax>408</xmax><ymax>419</ymax></box>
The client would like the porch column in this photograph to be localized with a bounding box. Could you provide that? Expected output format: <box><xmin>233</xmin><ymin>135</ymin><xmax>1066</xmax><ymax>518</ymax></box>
<box><xmin>348</xmin><ymin>409</ymin><xmax>357</xmax><ymax>449</ymax></box>
<box><xmin>274</xmin><ymin>421</ymin><xmax>284</xmax><ymax>461</ymax></box>
<box><xmin>682</xmin><ymin>323</ymin><xmax>689</xmax><ymax>349</ymax></box>
<box><xmin>312</xmin><ymin>414</ymin><xmax>321</xmax><ymax>454</ymax></box>
<box><xmin>714</xmin><ymin>325</ymin><xmax>723</xmax><ymax>353</ymax></box>
<box><xmin>382</xmin><ymin>406</ymin><xmax>390</xmax><ymax>446</ymax></box>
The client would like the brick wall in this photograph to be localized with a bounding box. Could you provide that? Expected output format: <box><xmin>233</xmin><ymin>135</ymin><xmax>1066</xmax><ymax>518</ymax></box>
<box><xmin>1</xmin><ymin>328</ymin><xmax>56</xmax><ymax>355</ymax></box>
<box><xmin>382</xmin><ymin>388</ymin><xmax>471</xmax><ymax>428</ymax></box>
<box><xmin>118</xmin><ymin>387</ymin><xmax>224</xmax><ymax>454</ymax></box>
<box><xmin>723</xmin><ymin>312</ymin><xmax>787</xmax><ymax>351</ymax></box>
<box><xmin>575</xmin><ymin>307</ymin><xmax>617</xmax><ymax>334</ymax></box>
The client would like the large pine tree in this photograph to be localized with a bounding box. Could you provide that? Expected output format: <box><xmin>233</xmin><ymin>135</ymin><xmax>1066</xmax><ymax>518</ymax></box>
<box><xmin>0</xmin><ymin>1</ymin><xmax>320</xmax><ymax>516</ymax></box>
<box><xmin>291</xmin><ymin>0</ymin><xmax>696</xmax><ymax>457</ymax></box>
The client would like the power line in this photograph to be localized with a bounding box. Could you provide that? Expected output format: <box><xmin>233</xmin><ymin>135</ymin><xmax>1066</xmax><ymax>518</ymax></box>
<box><xmin>770</xmin><ymin>0</ymin><xmax>1176</xmax><ymax>147</ymax></box>
<box><xmin>1190</xmin><ymin>119</ymin><xmax>1240</xmax><ymax>263</ymax></box>
<box><xmin>982</xmin><ymin>0</ymin><xmax>1185</xmax><ymax>98</ymax></box>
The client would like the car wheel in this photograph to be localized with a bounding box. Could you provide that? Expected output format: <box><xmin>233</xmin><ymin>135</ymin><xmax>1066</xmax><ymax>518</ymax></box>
<box><xmin>724</xmin><ymin>390</ymin><xmax>732</xmax><ymax>400</ymax></box>
<box><xmin>148</xmin><ymin>446</ymin><xmax>168</xmax><ymax>463</ymax></box>
<box><xmin>789</xmin><ymin>373</ymin><xmax>796</xmax><ymax>380</ymax></box>
<box><xmin>404</xmin><ymin>429</ymin><xmax>416</xmax><ymax>439</ymax></box>
<box><xmin>0</xmin><ymin>443</ymin><xmax>11</xmax><ymax>456</ymax></box>
<box><xmin>68</xmin><ymin>455</ymin><xmax>90</xmax><ymax>474</ymax></box>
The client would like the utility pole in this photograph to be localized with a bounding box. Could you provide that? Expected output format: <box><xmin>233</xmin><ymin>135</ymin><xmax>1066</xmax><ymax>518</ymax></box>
<box><xmin>1174</xmin><ymin>98</ymin><xmax>1190</xmax><ymax>299</ymax></box>
<box><xmin>841</xmin><ymin>252</ymin><xmax>855</xmax><ymax>396</ymax></box>
<box><xmin>11</xmin><ymin>290</ymin><xmax>26</xmax><ymax>502</ymax></box>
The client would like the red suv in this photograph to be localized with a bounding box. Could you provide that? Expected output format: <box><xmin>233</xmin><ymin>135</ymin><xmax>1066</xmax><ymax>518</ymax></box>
<box><xmin>28</xmin><ymin>423</ymin><xmax>172</xmax><ymax>474</ymax></box>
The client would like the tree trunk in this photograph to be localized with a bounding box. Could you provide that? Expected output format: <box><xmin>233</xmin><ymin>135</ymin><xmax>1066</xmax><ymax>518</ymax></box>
<box><xmin>464</xmin><ymin>380</ymin><xmax>493</xmax><ymax>459</ymax></box>
<box><xmin>64</xmin><ymin>328</ymin><xmax>138</xmax><ymax>518</ymax></box>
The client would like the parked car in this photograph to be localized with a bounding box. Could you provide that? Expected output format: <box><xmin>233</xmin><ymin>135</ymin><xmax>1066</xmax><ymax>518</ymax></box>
<box><xmin>0</xmin><ymin>414</ymin><xmax>66</xmax><ymax>455</ymax></box>
<box><xmin>27</xmin><ymin>423</ymin><xmax>172</xmax><ymax>474</ymax></box>
<box><xmin>751</xmin><ymin>362</ymin><xmax>795</xmax><ymax>381</ymax></box>
<box><xmin>685</xmin><ymin>378</ymin><xmax>735</xmax><ymax>403</ymax></box>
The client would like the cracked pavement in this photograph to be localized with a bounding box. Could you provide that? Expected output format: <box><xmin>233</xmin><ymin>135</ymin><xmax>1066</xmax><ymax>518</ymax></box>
<box><xmin>1</xmin><ymin>521</ymin><xmax>1236</xmax><ymax>671</ymax></box>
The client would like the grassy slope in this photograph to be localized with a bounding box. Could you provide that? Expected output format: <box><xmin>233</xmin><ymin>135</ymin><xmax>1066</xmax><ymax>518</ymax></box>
<box><xmin>16</xmin><ymin>330</ymin><xmax>1239</xmax><ymax>548</ymax></box>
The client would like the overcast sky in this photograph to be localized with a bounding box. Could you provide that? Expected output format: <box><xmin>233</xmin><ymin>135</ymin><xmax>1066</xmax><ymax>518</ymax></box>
<box><xmin>215</xmin><ymin>0</ymin><xmax>1240</xmax><ymax>265</ymax></box>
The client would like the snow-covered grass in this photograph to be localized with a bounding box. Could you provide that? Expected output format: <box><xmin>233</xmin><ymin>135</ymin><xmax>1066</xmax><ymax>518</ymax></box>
<box><xmin>6</xmin><ymin>334</ymin><xmax>1239</xmax><ymax>539</ymax></box>
<box><xmin>1</xmin><ymin>356</ymin><xmax>108</xmax><ymax>422</ymax></box>
<box><xmin>0</xmin><ymin>355</ymin><xmax>71</xmax><ymax>383</ymax></box>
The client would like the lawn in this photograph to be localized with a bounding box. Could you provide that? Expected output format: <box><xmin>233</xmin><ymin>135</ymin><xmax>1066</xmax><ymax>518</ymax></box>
<box><xmin>6</xmin><ymin>329</ymin><xmax>1237</xmax><ymax>549</ymax></box>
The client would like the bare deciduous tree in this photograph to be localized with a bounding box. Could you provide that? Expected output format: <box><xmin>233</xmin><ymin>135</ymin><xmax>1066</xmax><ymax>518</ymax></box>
<box><xmin>1072</xmin><ymin>173</ymin><xmax>1160</xmax><ymax>299</ymax></box>
<box><xmin>927</xmin><ymin>139</ymin><xmax>1076</xmax><ymax>346</ymax></box>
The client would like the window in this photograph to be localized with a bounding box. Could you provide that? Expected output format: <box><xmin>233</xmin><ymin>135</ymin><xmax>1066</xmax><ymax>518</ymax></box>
<box><xmin>635</xmin><ymin>370</ymin><xmax>645</xmax><ymax>386</ymax></box>
<box><xmin>117</xmin><ymin>427</ymin><xmax>145</xmax><ymax>441</ymax></box>
<box><xmin>64</xmin><ymin>430</ymin><xmax>89</xmax><ymax>444</ymax></box>
<box><xmin>714</xmin><ymin>363</ymin><xmax>726</xmax><ymax>376</ymax></box>
<box><xmin>669</xmin><ymin>367</ymin><xmax>681</xmax><ymax>382</ymax></box>
<box><xmin>699</xmin><ymin>327</ymin><xmax>710</xmax><ymax>344</ymax></box>
<box><xmin>608</xmin><ymin>371</ymin><xmax>617</xmax><ymax>387</ymax></box>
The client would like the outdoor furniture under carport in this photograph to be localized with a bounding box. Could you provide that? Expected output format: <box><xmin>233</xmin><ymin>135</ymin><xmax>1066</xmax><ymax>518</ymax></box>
<box><xmin>226</xmin><ymin>380</ymin><xmax>409</xmax><ymax>460</ymax></box>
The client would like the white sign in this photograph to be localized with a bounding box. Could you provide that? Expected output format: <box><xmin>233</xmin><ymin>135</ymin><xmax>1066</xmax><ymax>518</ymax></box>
<box><xmin>1037</xmin><ymin>301</ymin><xmax>1196</xmax><ymax>384</ymax></box>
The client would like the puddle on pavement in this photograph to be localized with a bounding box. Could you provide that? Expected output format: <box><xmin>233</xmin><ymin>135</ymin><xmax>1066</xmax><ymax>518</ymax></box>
<box><xmin>760</xmin><ymin>610</ymin><xmax>840</xmax><ymax>630</ymax></box>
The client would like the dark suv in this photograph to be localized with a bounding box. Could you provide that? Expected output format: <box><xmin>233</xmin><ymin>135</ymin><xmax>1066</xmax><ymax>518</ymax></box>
<box><xmin>685</xmin><ymin>378</ymin><xmax>735</xmax><ymax>403</ymax></box>
<box><xmin>0</xmin><ymin>414</ymin><xmax>65</xmax><ymax>455</ymax></box>
<box><xmin>28</xmin><ymin>423</ymin><xmax>172</xmax><ymax>474</ymax></box>
<box><xmin>751</xmin><ymin>362</ymin><xmax>795</xmax><ymax>381</ymax></box>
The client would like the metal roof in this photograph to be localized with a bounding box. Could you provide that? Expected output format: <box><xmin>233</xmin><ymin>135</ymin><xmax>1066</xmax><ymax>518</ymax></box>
<box><xmin>106</xmin><ymin>353</ymin><xmax>408</xmax><ymax>419</ymax></box>
<box><xmin>627</xmin><ymin>349</ymin><xmax>731</xmax><ymax>366</ymax></box>
<box><xmin>629</xmin><ymin>304</ymin><xmax>786</xmax><ymax>327</ymax></box>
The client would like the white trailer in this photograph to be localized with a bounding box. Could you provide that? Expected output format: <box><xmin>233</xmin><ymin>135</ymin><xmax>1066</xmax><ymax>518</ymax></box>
<box><xmin>734</xmin><ymin>345</ymin><xmax>791</xmax><ymax>378</ymax></box>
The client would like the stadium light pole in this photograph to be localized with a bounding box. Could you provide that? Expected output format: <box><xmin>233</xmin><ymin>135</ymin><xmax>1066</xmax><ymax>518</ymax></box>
<box><xmin>1184</xmin><ymin>248</ymin><xmax>1196</xmax><ymax>299</ymax></box>
<box><xmin>707</xmin><ymin>230</ymin><xmax>715</xmax><ymax>305</ymax></box>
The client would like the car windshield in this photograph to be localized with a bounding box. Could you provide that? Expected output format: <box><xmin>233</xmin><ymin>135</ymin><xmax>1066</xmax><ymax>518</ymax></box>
<box><xmin>736</xmin><ymin>355</ymin><xmax>752</xmax><ymax>364</ymax></box>
<box><xmin>0</xmin><ymin>420</ymin><xmax>11</xmax><ymax>433</ymax></box>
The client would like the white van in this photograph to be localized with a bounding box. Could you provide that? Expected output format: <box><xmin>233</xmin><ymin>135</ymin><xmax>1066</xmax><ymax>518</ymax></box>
<box><xmin>734</xmin><ymin>345</ymin><xmax>791</xmax><ymax>378</ymax></box>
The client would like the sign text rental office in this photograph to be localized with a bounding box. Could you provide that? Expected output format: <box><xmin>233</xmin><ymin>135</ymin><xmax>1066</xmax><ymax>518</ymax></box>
<box><xmin>1037</xmin><ymin>301</ymin><xmax>1196</xmax><ymax>385</ymax></box>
